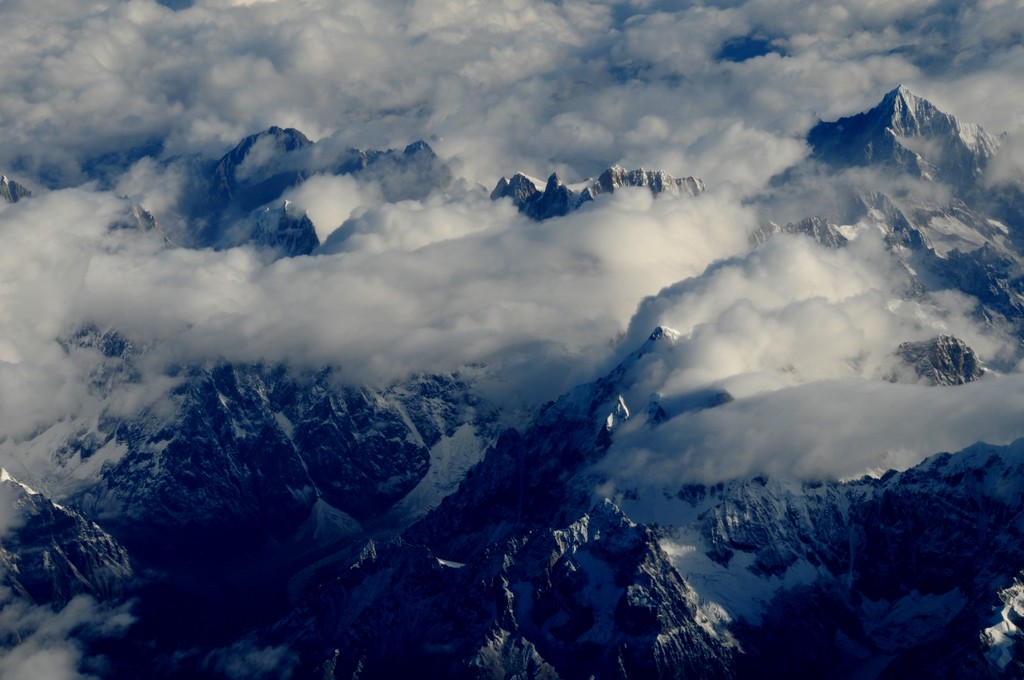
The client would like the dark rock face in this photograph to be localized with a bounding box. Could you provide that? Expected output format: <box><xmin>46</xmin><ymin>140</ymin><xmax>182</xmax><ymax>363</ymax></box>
<box><xmin>270</xmin><ymin>329</ymin><xmax>738</xmax><ymax>678</ymax></box>
<box><xmin>192</xmin><ymin>128</ymin><xmax>451</xmax><ymax>249</ymax></box>
<box><xmin>490</xmin><ymin>172</ymin><xmax>540</xmax><ymax>205</ymax></box>
<box><xmin>301</xmin><ymin>502</ymin><xmax>736</xmax><ymax>680</ymax></box>
<box><xmin>0</xmin><ymin>472</ymin><xmax>132</xmax><ymax>608</ymax></box>
<box><xmin>81</xmin><ymin>365</ymin><xmax>470</xmax><ymax>544</ymax></box>
<box><xmin>808</xmin><ymin>85</ymin><xmax>999</xmax><ymax>190</ymax></box>
<box><xmin>249</xmin><ymin>201</ymin><xmax>320</xmax><ymax>257</ymax></box>
<box><xmin>895</xmin><ymin>335</ymin><xmax>985</xmax><ymax>385</ymax></box>
<box><xmin>934</xmin><ymin>244</ymin><xmax>1024</xmax><ymax>323</ymax></box>
<box><xmin>52</xmin><ymin>328</ymin><xmax>475</xmax><ymax>551</ymax></box>
<box><xmin>263</xmin><ymin>319</ymin><xmax>1024</xmax><ymax>678</ymax></box>
<box><xmin>207</xmin><ymin>126</ymin><xmax>314</xmax><ymax>214</ymax></box>
<box><xmin>768</xmin><ymin>87</ymin><xmax>1024</xmax><ymax>341</ymax></box>
<box><xmin>699</xmin><ymin>442</ymin><xmax>1024</xmax><ymax>678</ymax></box>
<box><xmin>751</xmin><ymin>215</ymin><xmax>848</xmax><ymax>248</ymax></box>
<box><xmin>296</xmin><ymin>398</ymin><xmax>1024</xmax><ymax>677</ymax></box>
<box><xmin>0</xmin><ymin>174</ymin><xmax>31</xmax><ymax>203</ymax></box>
<box><xmin>492</xmin><ymin>165</ymin><xmax>704</xmax><ymax>220</ymax></box>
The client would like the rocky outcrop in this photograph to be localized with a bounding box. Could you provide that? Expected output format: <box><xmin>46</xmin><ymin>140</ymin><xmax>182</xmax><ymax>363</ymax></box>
<box><xmin>0</xmin><ymin>469</ymin><xmax>132</xmax><ymax>608</ymax></box>
<box><xmin>895</xmin><ymin>335</ymin><xmax>985</xmax><ymax>385</ymax></box>
<box><xmin>492</xmin><ymin>165</ymin><xmax>704</xmax><ymax>220</ymax></box>
<box><xmin>0</xmin><ymin>174</ymin><xmax>31</xmax><ymax>203</ymax></box>
<box><xmin>750</xmin><ymin>215</ymin><xmax>848</xmax><ymax>248</ymax></box>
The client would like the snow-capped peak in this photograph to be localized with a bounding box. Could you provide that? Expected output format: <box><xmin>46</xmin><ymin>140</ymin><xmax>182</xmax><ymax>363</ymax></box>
<box><xmin>0</xmin><ymin>466</ymin><xmax>40</xmax><ymax>495</ymax></box>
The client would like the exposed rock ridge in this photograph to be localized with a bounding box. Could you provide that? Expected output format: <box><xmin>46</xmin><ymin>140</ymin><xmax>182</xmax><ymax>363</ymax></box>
<box><xmin>492</xmin><ymin>165</ymin><xmax>705</xmax><ymax>220</ymax></box>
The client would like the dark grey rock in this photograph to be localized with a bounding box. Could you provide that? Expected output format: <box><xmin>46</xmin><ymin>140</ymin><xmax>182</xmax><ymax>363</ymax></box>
<box><xmin>0</xmin><ymin>174</ymin><xmax>31</xmax><ymax>203</ymax></box>
<box><xmin>0</xmin><ymin>471</ymin><xmax>133</xmax><ymax>608</ymax></box>
<box><xmin>895</xmin><ymin>335</ymin><xmax>985</xmax><ymax>385</ymax></box>
<box><xmin>492</xmin><ymin>165</ymin><xmax>704</xmax><ymax>220</ymax></box>
<box><xmin>751</xmin><ymin>215</ymin><xmax>849</xmax><ymax>248</ymax></box>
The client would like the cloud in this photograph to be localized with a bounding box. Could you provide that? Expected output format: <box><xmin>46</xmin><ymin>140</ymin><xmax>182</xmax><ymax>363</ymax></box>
<box><xmin>0</xmin><ymin>1</ymin><xmax>1022</xmax><ymax>676</ymax></box>
<box><xmin>281</xmin><ymin>174</ymin><xmax>380</xmax><ymax>242</ymax></box>
<box><xmin>1</xmin><ymin>0</ymin><xmax>1015</xmax><ymax>194</ymax></box>
<box><xmin>0</xmin><ymin>177</ymin><xmax>753</xmax><ymax>447</ymax></box>
<box><xmin>0</xmin><ymin>0</ymin><xmax>1020</xmax><ymax>484</ymax></box>
<box><xmin>598</xmin><ymin>373</ymin><xmax>1024</xmax><ymax>488</ymax></box>
<box><xmin>589</xmin><ymin>227</ymin><xmax>1022</xmax><ymax>486</ymax></box>
<box><xmin>200</xmin><ymin>639</ymin><xmax>298</xmax><ymax>680</ymax></box>
<box><xmin>0</xmin><ymin>486</ymin><xmax>134</xmax><ymax>680</ymax></box>
<box><xmin>620</xmin><ymin>230</ymin><xmax>941</xmax><ymax>381</ymax></box>
<box><xmin>0</xmin><ymin>589</ymin><xmax>134</xmax><ymax>680</ymax></box>
<box><xmin>70</xmin><ymin>187</ymin><xmax>752</xmax><ymax>393</ymax></box>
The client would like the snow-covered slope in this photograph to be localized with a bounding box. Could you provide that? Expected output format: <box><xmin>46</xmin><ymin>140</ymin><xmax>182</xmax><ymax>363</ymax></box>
<box><xmin>282</xmin><ymin>326</ymin><xmax>1024</xmax><ymax>677</ymax></box>
<box><xmin>0</xmin><ymin>467</ymin><xmax>132</xmax><ymax>607</ymax></box>
<box><xmin>768</xmin><ymin>86</ymin><xmax>1024</xmax><ymax>342</ymax></box>
<box><xmin>4</xmin><ymin>85</ymin><xmax>1024</xmax><ymax>678</ymax></box>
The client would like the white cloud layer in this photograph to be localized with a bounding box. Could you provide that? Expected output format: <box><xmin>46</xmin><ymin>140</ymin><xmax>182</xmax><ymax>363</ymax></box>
<box><xmin>0</xmin><ymin>0</ymin><xmax>1022</xmax><ymax>484</ymax></box>
<box><xmin>592</xmin><ymin>230</ymin><xmax>1024</xmax><ymax>486</ymax></box>
<box><xmin>0</xmin><ymin>588</ymin><xmax>134</xmax><ymax>680</ymax></box>
<box><xmin>0</xmin><ymin>0</ymin><xmax>1020</xmax><ymax>190</ymax></box>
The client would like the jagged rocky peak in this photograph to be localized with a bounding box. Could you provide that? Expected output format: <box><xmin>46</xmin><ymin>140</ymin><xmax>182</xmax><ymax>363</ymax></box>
<box><xmin>310</xmin><ymin>499</ymin><xmax>736</xmax><ymax>679</ymax></box>
<box><xmin>894</xmin><ymin>334</ymin><xmax>985</xmax><ymax>385</ymax></box>
<box><xmin>982</xmin><ymin>571</ymin><xmax>1024</xmax><ymax>674</ymax></box>
<box><xmin>109</xmin><ymin>201</ymin><xmax>173</xmax><ymax>244</ymax></box>
<box><xmin>0</xmin><ymin>467</ymin><xmax>133</xmax><ymax>607</ymax></box>
<box><xmin>881</xmin><ymin>84</ymin><xmax>942</xmax><ymax>137</ymax></box>
<box><xmin>807</xmin><ymin>85</ymin><xmax>1000</xmax><ymax>187</ymax></box>
<box><xmin>594</xmin><ymin>164</ymin><xmax>705</xmax><ymax>198</ymax></box>
<box><xmin>226</xmin><ymin>126</ymin><xmax>313</xmax><ymax>166</ymax></box>
<box><xmin>489</xmin><ymin>172</ymin><xmax>541</xmax><ymax>203</ymax></box>
<box><xmin>492</xmin><ymin>164</ymin><xmax>705</xmax><ymax>220</ymax></box>
<box><xmin>195</xmin><ymin>128</ymin><xmax>452</xmax><ymax>248</ymax></box>
<box><xmin>402</xmin><ymin>139</ymin><xmax>436</xmax><ymax>158</ymax></box>
<box><xmin>751</xmin><ymin>215</ymin><xmax>848</xmax><ymax>249</ymax></box>
<box><xmin>0</xmin><ymin>174</ymin><xmax>31</xmax><ymax>203</ymax></box>
<box><xmin>207</xmin><ymin>125</ymin><xmax>314</xmax><ymax>211</ymax></box>
<box><xmin>217</xmin><ymin>125</ymin><xmax>314</xmax><ymax>180</ymax></box>
<box><xmin>640</xmin><ymin>325</ymin><xmax>681</xmax><ymax>354</ymax></box>
<box><xmin>249</xmin><ymin>199</ymin><xmax>320</xmax><ymax>257</ymax></box>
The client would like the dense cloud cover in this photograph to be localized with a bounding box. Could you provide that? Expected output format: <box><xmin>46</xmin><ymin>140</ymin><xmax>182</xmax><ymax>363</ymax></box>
<box><xmin>1</xmin><ymin>0</ymin><xmax>1021</xmax><ymax>190</ymax></box>
<box><xmin>2</xmin><ymin>1</ymin><xmax>1024</xmax><ymax>673</ymax></box>
<box><xmin>1</xmin><ymin>1</ymin><xmax>1023</xmax><ymax>486</ymax></box>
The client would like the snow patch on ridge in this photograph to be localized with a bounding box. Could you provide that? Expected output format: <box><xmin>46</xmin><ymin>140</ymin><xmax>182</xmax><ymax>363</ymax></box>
<box><xmin>385</xmin><ymin>423</ymin><xmax>485</xmax><ymax>523</ymax></box>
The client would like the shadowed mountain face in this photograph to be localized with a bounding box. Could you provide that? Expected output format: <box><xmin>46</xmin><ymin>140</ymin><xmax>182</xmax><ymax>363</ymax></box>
<box><xmin>265</xmin><ymin>326</ymin><xmax>1024</xmax><ymax>678</ymax></box>
<box><xmin>491</xmin><ymin>165</ymin><xmax>705</xmax><ymax>220</ymax></box>
<box><xmin>807</xmin><ymin>85</ymin><xmax>1000</xmax><ymax>190</ymax></box>
<box><xmin>1</xmin><ymin>174</ymin><xmax>31</xmax><ymax>203</ymax></box>
<box><xmin>53</xmin><ymin>328</ymin><xmax>481</xmax><ymax>550</ymax></box>
<box><xmin>6</xmin><ymin>87</ymin><xmax>1024</xmax><ymax>679</ymax></box>
<box><xmin>206</xmin><ymin>126</ymin><xmax>314</xmax><ymax>214</ymax></box>
<box><xmin>895</xmin><ymin>335</ymin><xmax>985</xmax><ymax>385</ymax></box>
<box><xmin>760</xmin><ymin>86</ymin><xmax>1024</xmax><ymax>343</ymax></box>
<box><xmin>0</xmin><ymin>470</ymin><xmax>132</xmax><ymax>608</ymax></box>
<box><xmin>188</xmin><ymin>127</ymin><xmax>452</xmax><ymax>250</ymax></box>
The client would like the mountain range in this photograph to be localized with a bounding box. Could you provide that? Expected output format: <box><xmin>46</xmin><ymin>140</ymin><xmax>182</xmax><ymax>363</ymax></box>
<box><xmin>3</xmin><ymin>86</ymin><xmax>1024</xmax><ymax>678</ymax></box>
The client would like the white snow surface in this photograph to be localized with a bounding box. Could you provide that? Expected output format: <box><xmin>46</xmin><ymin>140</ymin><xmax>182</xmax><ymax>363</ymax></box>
<box><xmin>292</xmin><ymin>497</ymin><xmax>363</xmax><ymax>545</ymax></box>
<box><xmin>384</xmin><ymin>423</ymin><xmax>486</xmax><ymax>524</ymax></box>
